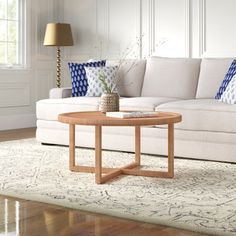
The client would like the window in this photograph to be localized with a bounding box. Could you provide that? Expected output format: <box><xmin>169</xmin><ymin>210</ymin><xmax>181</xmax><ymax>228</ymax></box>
<box><xmin>0</xmin><ymin>0</ymin><xmax>25</xmax><ymax>68</ymax></box>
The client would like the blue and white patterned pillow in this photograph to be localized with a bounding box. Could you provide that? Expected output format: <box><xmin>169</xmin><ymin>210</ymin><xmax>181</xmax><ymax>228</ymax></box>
<box><xmin>85</xmin><ymin>66</ymin><xmax>118</xmax><ymax>97</ymax></box>
<box><xmin>215</xmin><ymin>59</ymin><xmax>236</xmax><ymax>99</ymax></box>
<box><xmin>68</xmin><ymin>60</ymin><xmax>106</xmax><ymax>97</ymax></box>
<box><xmin>219</xmin><ymin>74</ymin><xmax>236</xmax><ymax>105</ymax></box>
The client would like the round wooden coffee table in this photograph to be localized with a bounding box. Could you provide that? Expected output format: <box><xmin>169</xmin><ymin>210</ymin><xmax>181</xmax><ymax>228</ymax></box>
<box><xmin>58</xmin><ymin>111</ymin><xmax>182</xmax><ymax>184</ymax></box>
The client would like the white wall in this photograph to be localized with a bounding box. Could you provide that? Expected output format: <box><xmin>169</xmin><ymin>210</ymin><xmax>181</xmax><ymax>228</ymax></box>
<box><xmin>60</xmin><ymin>0</ymin><xmax>236</xmax><ymax>59</ymax></box>
<box><xmin>1</xmin><ymin>0</ymin><xmax>236</xmax><ymax>130</ymax></box>
<box><xmin>0</xmin><ymin>0</ymin><xmax>58</xmax><ymax>130</ymax></box>
<box><xmin>59</xmin><ymin>0</ymin><xmax>236</xmax><ymax>87</ymax></box>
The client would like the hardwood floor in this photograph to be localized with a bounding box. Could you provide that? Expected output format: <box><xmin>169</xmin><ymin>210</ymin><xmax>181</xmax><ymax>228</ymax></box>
<box><xmin>0</xmin><ymin>128</ymin><xmax>210</xmax><ymax>236</ymax></box>
<box><xmin>0</xmin><ymin>128</ymin><xmax>36</xmax><ymax>142</ymax></box>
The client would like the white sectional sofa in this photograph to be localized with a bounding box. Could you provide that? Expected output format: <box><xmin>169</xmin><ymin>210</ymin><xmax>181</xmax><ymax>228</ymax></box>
<box><xmin>36</xmin><ymin>57</ymin><xmax>236</xmax><ymax>163</ymax></box>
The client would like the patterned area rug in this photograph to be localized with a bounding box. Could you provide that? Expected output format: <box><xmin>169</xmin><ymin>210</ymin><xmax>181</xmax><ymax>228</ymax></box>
<box><xmin>0</xmin><ymin>139</ymin><xmax>236</xmax><ymax>236</ymax></box>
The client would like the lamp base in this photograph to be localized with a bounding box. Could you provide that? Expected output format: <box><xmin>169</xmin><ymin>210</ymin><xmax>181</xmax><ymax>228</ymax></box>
<box><xmin>56</xmin><ymin>47</ymin><xmax>61</xmax><ymax>88</ymax></box>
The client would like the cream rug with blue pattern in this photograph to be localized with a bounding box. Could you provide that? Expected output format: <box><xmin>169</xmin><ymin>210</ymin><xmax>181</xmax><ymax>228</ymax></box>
<box><xmin>0</xmin><ymin>139</ymin><xmax>236</xmax><ymax>236</ymax></box>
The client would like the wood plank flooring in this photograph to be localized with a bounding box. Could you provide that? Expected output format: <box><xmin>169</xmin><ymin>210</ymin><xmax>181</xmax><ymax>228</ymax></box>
<box><xmin>0</xmin><ymin>128</ymin><xmax>210</xmax><ymax>236</ymax></box>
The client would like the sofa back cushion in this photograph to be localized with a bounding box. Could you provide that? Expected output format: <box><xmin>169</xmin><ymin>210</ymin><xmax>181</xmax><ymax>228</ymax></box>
<box><xmin>196</xmin><ymin>58</ymin><xmax>234</xmax><ymax>98</ymax></box>
<box><xmin>141</xmin><ymin>57</ymin><xmax>201</xmax><ymax>99</ymax></box>
<box><xmin>106</xmin><ymin>59</ymin><xmax>146</xmax><ymax>97</ymax></box>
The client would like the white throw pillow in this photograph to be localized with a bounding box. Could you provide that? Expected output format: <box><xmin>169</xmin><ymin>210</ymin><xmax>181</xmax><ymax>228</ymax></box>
<box><xmin>85</xmin><ymin>66</ymin><xmax>118</xmax><ymax>96</ymax></box>
<box><xmin>219</xmin><ymin>74</ymin><xmax>236</xmax><ymax>105</ymax></box>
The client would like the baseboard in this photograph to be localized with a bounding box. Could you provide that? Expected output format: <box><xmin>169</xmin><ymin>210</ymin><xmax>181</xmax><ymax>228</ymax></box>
<box><xmin>0</xmin><ymin>113</ymin><xmax>36</xmax><ymax>131</ymax></box>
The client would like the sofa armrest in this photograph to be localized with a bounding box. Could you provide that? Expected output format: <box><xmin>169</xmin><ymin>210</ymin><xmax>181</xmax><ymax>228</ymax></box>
<box><xmin>49</xmin><ymin>87</ymin><xmax>72</xmax><ymax>99</ymax></box>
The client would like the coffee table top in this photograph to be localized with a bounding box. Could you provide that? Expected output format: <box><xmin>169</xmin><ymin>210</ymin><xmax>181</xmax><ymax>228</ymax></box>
<box><xmin>58</xmin><ymin>111</ymin><xmax>182</xmax><ymax>126</ymax></box>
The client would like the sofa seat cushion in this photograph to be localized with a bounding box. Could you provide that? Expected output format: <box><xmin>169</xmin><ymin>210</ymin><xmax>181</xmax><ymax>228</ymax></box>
<box><xmin>37</xmin><ymin>97</ymin><xmax>179</xmax><ymax>121</ymax></box>
<box><xmin>120</xmin><ymin>97</ymin><xmax>179</xmax><ymax>111</ymax></box>
<box><xmin>37</xmin><ymin>97</ymin><xmax>100</xmax><ymax>121</ymax></box>
<box><xmin>156</xmin><ymin>99</ymin><xmax>236</xmax><ymax>133</ymax></box>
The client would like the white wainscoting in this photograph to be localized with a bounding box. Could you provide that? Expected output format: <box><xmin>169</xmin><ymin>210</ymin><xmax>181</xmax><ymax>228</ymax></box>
<box><xmin>0</xmin><ymin>114</ymin><xmax>36</xmax><ymax>131</ymax></box>
<box><xmin>61</xmin><ymin>0</ymin><xmax>191</xmax><ymax>63</ymax></box>
<box><xmin>200</xmin><ymin>0</ymin><xmax>236</xmax><ymax>57</ymax></box>
<box><xmin>35</xmin><ymin>70</ymin><xmax>55</xmax><ymax>100</ymax></box>
<box><xmin>0</xmin><ymin>0</ymin><xmax>57</xmax><ymax>131</ymax></box>
<box><xmin>0</xmin><ymin>83</ymin><xmax>30</xmax><ymax>108</ymax></box>
<box><xmin>61</xmin><ymin>0</ymin><xmax>236</xmax><ymax>61</ymax></box>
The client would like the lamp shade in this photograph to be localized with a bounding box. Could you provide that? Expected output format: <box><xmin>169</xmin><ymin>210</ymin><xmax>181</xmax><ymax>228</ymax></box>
<box><xmin>43</xmin><ymin>23</ymin><xmax>74</xmax><ymax>46</ymax></box>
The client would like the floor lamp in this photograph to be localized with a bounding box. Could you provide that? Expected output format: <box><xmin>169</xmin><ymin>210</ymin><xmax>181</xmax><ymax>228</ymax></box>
<box><xmin>43</xmin><ymin>23</ymin><xmax>74</xmax><ymax>88</ymax></box>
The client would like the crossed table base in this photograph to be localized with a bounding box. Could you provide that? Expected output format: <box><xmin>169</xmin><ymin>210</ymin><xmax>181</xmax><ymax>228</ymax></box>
<box><xmin>58</xmin><ymin>111</ymin><xmax>182</xmax><ymax>184</ymax></box>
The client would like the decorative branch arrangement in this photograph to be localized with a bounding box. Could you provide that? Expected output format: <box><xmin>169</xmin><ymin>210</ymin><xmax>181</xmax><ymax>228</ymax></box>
<box><xmin>96</xmin><ymin>36</ymin><xmax>166</xmax><ymax>94</ymax></box>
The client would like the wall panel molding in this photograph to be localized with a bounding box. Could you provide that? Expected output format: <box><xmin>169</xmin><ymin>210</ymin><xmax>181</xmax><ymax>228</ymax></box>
<box><xmin>61</xmin><ymin>0</ymin><xmax>193</xmax><ymax>59</ymax></box>
<box><xmin>199</xmin><ymin>0</ymin><xmax>206</xmax><ymax>57</ymax></box>
<box><xmin>149</xmin><ymin>0</ymin><xmax>155</xmax><ymax>56</ymax></box>
<box><xmin>185</xmin><ymin>0</ymin><xmax>191</xmax><ymax>57</ymax></box>
<box><xmin>60</xmin><ymin>0</ymin><xmax>236</xmax><ymax>60</ymax></box>
<box><xmin>103</xmin><ymin>0</ymin><xmax>142</xmax><ymax>58</ymax></box>
<box><xmin>0</xmin><ymin>114</ymin><xmax>36</xmax><ymax>130</ymax></box>
<box><xmin>36</xmin><ymin>70</ymin><xmax>55</xmax><ymax>100</ymax></box>
<box><xmin>0</xmin><ymin>83</ymin><xmax>30</xmax><ymax>108</ymax></box>
<box><xmin>35</xmin><ymin>0</ymin><xmax>56</xmax><ymax>60</ymax></box>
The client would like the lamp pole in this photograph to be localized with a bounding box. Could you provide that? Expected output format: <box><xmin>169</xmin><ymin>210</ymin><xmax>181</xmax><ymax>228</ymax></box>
<box><xmin>56</xmin><ymin>47</ymin><xmax>61</xmax><ymax>88</ymax></box>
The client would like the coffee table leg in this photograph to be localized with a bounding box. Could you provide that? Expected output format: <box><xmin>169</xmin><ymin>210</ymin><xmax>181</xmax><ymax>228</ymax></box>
<box><xmin>69</xmin><ymin>124</ymin><xmax>75</xmax><ymax>170</ymax></box>
<box><xmin>95</xmin><ymin>125</ymin><xmax>102</xmax><ymax>184</ymax></box>
<box><xmin>135</xmin><ymin>126</ymin><xmax>141</xmax><ymax>165</ymax></box>
<box><xmin>168</xmin><ymin>123</ymin><xmax>174</xmax><ymax>177</ymax></box>
<box><xmin>68</xmin><ymin>123</ymin><xmax>175</xmax><ymax>182</ymax></box>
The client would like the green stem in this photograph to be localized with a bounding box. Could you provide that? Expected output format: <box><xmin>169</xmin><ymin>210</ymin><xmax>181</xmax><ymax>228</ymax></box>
<box><xmin>99</xmin><ymin>73</ymin><xmax>112</xmax><ymax>93</ymax></box>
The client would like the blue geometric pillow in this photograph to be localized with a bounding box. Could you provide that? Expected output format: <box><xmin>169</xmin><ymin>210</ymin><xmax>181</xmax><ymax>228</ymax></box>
<box><xmin>68</xmin><ymin>60</ymin><xmax>106</xmax><ymax>97</ymax></box>
<box><xmin>215</xmin><ymin>59</ymin><xmax>236</xmax><ymax>99</ymax></box>
<box><xmin>219</xmin><ymin>75</ymin><xmax>236</xmax><ymax>105</ymax></box>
